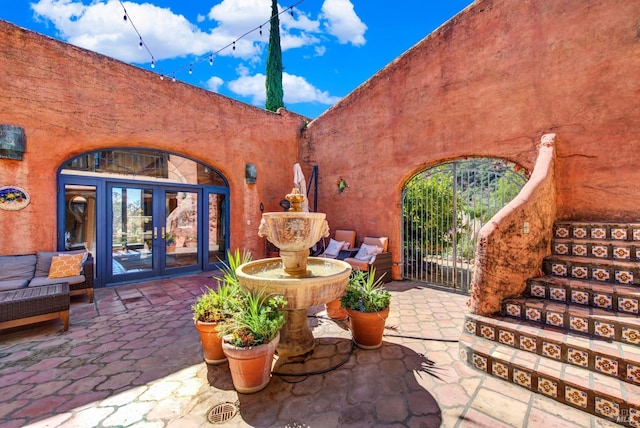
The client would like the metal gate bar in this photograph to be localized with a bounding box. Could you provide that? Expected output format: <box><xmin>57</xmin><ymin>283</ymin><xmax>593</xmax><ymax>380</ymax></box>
<box><xmin>402</xmin><ymin>159</ymin><xmax>527</xmax><ymax>293</ymax></box>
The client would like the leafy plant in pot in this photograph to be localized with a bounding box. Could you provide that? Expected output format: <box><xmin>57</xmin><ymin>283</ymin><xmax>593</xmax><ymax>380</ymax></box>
<box><xmin>218</xmin><ymin>287</ymin><xmax>287</xmax><ymax>394</ymax></box>
<box><xmin>341</xmin><ymin>268</ymin><xmax>390</xmax><ymax>349</ymax></box>
<box><xmin>192</xmin><ymin>249</ymin><xmax>249</xmax><ymax>365</ymax></box>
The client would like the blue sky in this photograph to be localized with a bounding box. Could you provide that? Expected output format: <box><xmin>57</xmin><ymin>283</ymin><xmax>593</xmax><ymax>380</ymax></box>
<box><xmin>1</xmin><ymin>0</ymin><xmax>472</xmax><ymax>119</ymax></box>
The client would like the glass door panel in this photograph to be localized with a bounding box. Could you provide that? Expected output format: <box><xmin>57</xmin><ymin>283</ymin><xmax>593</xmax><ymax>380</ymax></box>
<box><xmin>111</xmin><ymin>186</ymin><xmax>154</xmax><ymax>277</ymax></box>
<box><xmin>64</xmin><ymin>184</ymin><xmax>97</xmax><ymax>256</ymax></box>
<box><xmin>165</xmin><ymin>190</ymin><xmax>199</xmax><ymax>269</ymax></box>
<box><xmin>208</xmin><ymin>193</ymin><xmax>226</xmax><ymax>263</ymax></box>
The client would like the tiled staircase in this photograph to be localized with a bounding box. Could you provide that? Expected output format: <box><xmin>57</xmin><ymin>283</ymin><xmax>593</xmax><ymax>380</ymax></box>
<box><xmin>460</xmin><ymin>221</ymin><xmax>640</xmax><ymax>427</ymax></box>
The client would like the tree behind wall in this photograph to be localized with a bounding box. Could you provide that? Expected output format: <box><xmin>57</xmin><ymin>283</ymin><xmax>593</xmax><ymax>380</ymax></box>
<box><xmin>265</xmin><ymin>0</ymin><xmax>284</xmax><ymax>112</ymax></box>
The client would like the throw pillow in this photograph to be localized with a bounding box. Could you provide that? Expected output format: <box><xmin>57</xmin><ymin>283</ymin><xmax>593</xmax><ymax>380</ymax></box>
<box><xmin>354</xmin><ymin>243</ymin><xmax>383</xmax><ymax>261</ymax></box>
<box><xmin>324</xmin><ymin>239</ymin><xmax>346</xmax><ymax>258</ymax></box>
<box><xmin>47</xmin><ymin>252</ymin><xmax>86</xmax><ymax>279</ymax></box>
<box><xmin>341</xmin><ymin>241</ymin><xmax>351</xmax><ymax>250</ymax></box>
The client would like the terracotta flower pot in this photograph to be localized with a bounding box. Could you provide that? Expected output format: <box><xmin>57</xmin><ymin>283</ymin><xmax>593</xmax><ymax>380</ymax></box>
<box><xmin>346</xmin><ymin>306</ymin><xmax>390</xmax><ymax>349</ymax></box>
<box><xmin>325</xmin><ymin>298</ymin><xmax>347</xmax><ymax>320</ymax></box>
<box><xmin>194</xmin><ymin>319</ymin><xmax>227</xmax><ymax>365</ymax></box>
<box><xmin>222</xmin><ymin>332</ymin><xmax>280</xmax><ymax>394</ymax></box>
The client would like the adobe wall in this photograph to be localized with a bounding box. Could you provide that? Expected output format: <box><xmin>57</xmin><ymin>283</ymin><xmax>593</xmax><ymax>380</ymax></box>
<box><xmin>303</xmin><ymin>0</ymin><xmax>640</xmax><ymax>279</ymax></box>
<box><xmin>0</xmin><ymin>20</ymin><xmax>304</xmax><ymax>256</ymax></box>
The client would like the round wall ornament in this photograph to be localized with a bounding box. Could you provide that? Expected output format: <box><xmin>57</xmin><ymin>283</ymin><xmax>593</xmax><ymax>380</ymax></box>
<box><xmin>0</xmin><ymin>186</ymin><xmax>30</xmax><ymax>211</ymax></box>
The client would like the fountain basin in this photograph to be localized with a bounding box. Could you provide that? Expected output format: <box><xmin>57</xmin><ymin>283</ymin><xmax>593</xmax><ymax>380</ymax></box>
<box><xmin>236</xmin><ymin>257</ymin><xmax>351</xmax><ymax>358</ymax></box>
<box><xmin>258</xmin><ymin>212</ymin><xmax>329</xmax><ymax>253</ymax></box>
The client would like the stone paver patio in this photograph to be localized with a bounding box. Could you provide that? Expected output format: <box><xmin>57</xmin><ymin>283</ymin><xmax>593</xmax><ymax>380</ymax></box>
<box><xmin>0</xmin><ymin>273</ymin><xmax>621</xmax><ymax>427</ymax></box>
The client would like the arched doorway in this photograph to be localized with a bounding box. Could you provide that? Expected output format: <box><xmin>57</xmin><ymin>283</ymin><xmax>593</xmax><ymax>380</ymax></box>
<box><xmin>401</xmin><ymin>158</ymin><xmax>528</xmax><ymax>293</ymax></box>
<box><xmin>57</xmin><ymin>149</ymin><xmax>229</xmax><ymax>287</ymax></box>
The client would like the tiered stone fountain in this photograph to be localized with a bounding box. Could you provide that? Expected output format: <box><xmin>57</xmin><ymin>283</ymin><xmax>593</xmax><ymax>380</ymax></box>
<box><xmin>236</xmin><ymin>189</ymin><xmax>351</xmax><ymax>358</ymax></box>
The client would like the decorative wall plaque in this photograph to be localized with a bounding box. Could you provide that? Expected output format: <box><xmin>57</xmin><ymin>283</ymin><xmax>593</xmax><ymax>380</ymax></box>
<box><xmin>0</xmin><ymin>186</ymin><xmax>30</xmax><ymax>210</ymax></box>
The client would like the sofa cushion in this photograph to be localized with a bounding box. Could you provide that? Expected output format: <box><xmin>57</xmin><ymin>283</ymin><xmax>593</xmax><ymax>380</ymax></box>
<box><xmin>0</xmin><ymin>279</ymin><xmax>30</xmax><ymax>291</ymax></box>
<box><xmin>29</xmin><ymin>275</ymin><xmax>86</xmax><ymax>287</ymax></box>
<box><xmin>344</xmin><ymin>257</ymin><xmax>370</xmax><ymax>271</ymax></box>
<box><xmin>354</xmin><ymin>243</ymin><xmax>383</xmax><ymax>262</ymax></box>
<box><xmin>0</xmin><ymin>254</ymin><xmax>36</xmax><ymax>281</ymax></box>
<box><xmin>34</xmin><ymin>250</ymin><xmax>87</xmax><ymax>278</ymax></box>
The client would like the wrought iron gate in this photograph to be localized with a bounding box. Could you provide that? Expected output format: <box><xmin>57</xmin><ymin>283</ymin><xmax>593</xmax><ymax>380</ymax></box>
<box><xmin>401</xmin><ymin>158</ymin><xmax>528</xmax><ymax>293</ymax></box>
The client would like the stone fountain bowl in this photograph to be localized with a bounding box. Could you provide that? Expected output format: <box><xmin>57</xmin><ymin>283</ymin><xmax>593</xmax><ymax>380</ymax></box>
<box><xmin>236</xmin><ymin>258</ymin><xmax>351</xmax><ymax>310</ymax></box>
<box><xmin>258</xmin><ymin>212</ymin><xmax>329</xmax><ymax>252</ymax></box>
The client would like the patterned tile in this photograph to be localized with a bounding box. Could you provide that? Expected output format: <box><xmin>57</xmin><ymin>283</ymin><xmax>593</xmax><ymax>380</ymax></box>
<box><xmin>472</xmin><ymin>353</ymin><xmax>488</xmax><ymax>372</ymax></box>
<box><xmin>459</xmin><ymin>347</ymin><xmax>468</xmax><ymax>362</ymax></box>
<box><xmin>593</xmin><ymin>293</ymin><xmax>613</xmax><ymax>310</ymax></box>
<box><xmin>592</xmin><ymin>268</ymin><xmax>610</xmax><ymax>282</ymax></box>
<box><xmin>618</xmin><ymin>297</ymin><xmax>639</xmax><ymax>314</ymax></box>
<box><xmin>529</xmin><ymin>283</ymin><xmax>546</xmax><ymax>298</ymax></box>
<box><xmin>555</xmin><ymin>225</ymin><xmax>570</xmax><ymax>238</ymax></box>
<box><xmin>565</xmin><ymin>386</ymin><xmax>588</xmax><ymax>408</ymax></box>
<box><xmin>505</xmin><ymin>303</ymin><xmax>521</xmax><ymax>318</ymax></box>
<box><xmin>498</xmin><ymin>330</ymin><xmax>515</xmax><ymax>347</ymax></box>
<box><xmin>627</xmin><ymin>364</ymin><xmax>640</xmax><ymax>385</ymax></box>
<box><xmin>622</xmin><ymin>327</ymin><xmax>640</xmax><ymax>345</ymax></box>
<box><xmin>538</xmin><ymin>377</ymin><xmax>558</xmax><ymax>398</ymax></box>
<box><xmin>567</xmin><ymin>348</ymin><xmax>589</xmax><ymax>367</ymax></box>
<box><xmin>595</xmin><ymin>355</ymin><xmax>619</xmax><ymax>376</ymax></box>
<box><xmin>554</xmin><ymin>242</ymin><xmax>569</xmax><ymax>255</ymax></box>
<box><xmin>546</xmin><ymin>311</ymin><xmax>564</xmax><ymax>327</ymax></box>
<box><xmin>571</xmin><ymin>266</ymin><xmax>588</xmax><ymax>279</ymax></box>
<box><xmin>525</xmin><ymin>307</ymin><xmax>542</xmax><ymax>322</ymax></box>
<box><xmin>628</xmin><ymin>408</ymin><xmax>640</xmax><ymax>428</ymax></box>
<box><xmin>480</xmin><ymin>325</ymin><xmax>495</xmax><ymax>341</ymax></box>
<box><xmin>549</xmin><ymin>287</ymin><xmax>566</xmax><ymax>302</ymax></box>
<box><xmin>636</xmin><ymin>248</ymin><xmax>640</xmax><ymax>261</ymax></box>
<box><xmin>572</xmin><ymin>244</ymin><xmax>587</xmax><ymax>256</ymax></box>
<box><xmin>513</xmin><ymin>368</ymin><xmax>532</xmax><ymax>389</ymax></box>
<box><xmin>591</xmin><ymin>245</ymin><xmax>608</xmax><ymax>258</ymax></box>
<box><xmin>542</xmin><ymin>341</ymin><xmax>562</xmax><ymax>360</ymax></box>
<box><xmin>519</xmin><ymin>335</ymin><xmax>537</xmax><ymax>352</ymax></box>
<box><xmin>595</xmin><ymin>397</ymin><xmax>620</xmax><ymax>420</ymax></box>
<box><xmin>571</xmin><ymin>290</ymin><xmax>590</xmax><ymax>305</ymax></box>
<box><xmin>591</xmin><ymin>227</ymin><xmax>607</xmax><ymax>239</ymax></box>
<box><xmin>551</xmin><ymin>263</ymin><xmax>568</xmax><ymax>277</ymax></box>
<box><xmin>615</xmin><ymin>270</ymin><xmax>634</xmax><ymax>284</ymax></box>
<box><xmin>614</xmin><ymin>246</ymin><xmax>631</xmax><ymax>260</ymax></box>
<box><xmin>594</xmin><ymin>321</ymin><xmax>615</xmax><ymax>339</ymax></box>
<box><xmin>491</xmin><ymin>361</ymin><xmax>509</xmax><ymax>380</ymax></box>
<box><xmin>634</xmin><ymin>228</ymin><xmax>640</xmax><ymax>241</ymax></box>
<box><xmin>612</xmin><ymin>228</ymin><xmax>628</xmax><ymax>240</ymax></box>
<box><xmin>573</xmin><ymin>227</ymin><xmax>587</xmax><ymax>239</ymax></box>
<box><xmin>464</xmin><ymin>320</ymin><xmax>476</xmax><ymax>335</ymax></box>
<box><xmin>569</xmin><ymin>316</ymin><xmax>589</xmax><ymax>333</ymax></box>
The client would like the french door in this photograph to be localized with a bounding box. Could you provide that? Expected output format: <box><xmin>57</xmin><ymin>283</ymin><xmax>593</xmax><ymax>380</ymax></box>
<box><xmin>107</xmin><ymin>184</ymin><xmax>202</xmax><ymax>283</ymax></box>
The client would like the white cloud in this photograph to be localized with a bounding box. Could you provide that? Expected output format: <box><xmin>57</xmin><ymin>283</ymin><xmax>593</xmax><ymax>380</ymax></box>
<box><xmin>227</xmin><ymin>71</ymin><xmax>341</xmax><ymax>106</ymax></box>
<box><xmin>320</xmin><ymin>0</ymin><xmax>367</xmax><ymax>46</ymax></box>
<box><xmin>206</xmin><ymin>76</ymin><xmax>224</xmax><ymax>92</ymax></box>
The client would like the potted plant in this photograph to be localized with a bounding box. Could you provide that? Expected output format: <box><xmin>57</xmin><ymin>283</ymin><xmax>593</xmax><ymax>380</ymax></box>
<box><xmin>192</xmin><ymin>249</ymin><xmax>249</xmax><ymax>364</ymax></box>
<box><xmin>340</xmin><ymin>268</ymin><xmax>390</xmax><ymax>349</ymax></box>
<box><xmin>219</xmin><ymin>287</ymin><xmax>287</xmax><ymax>394</ymax></box>
<box><xmin>166</xmin><ymin>232</ymin><xmax>176</xmax><ymax>252</ymax></box>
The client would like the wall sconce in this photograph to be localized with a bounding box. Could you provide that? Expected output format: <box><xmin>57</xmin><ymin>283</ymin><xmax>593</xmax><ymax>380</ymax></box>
<box><xmin>337</xmin><ymin>177</ymin><xmax>348</xmax><ymax>193</ymax></box>
<box><xmin>0</xmin><ymin>125</ymin><xmax>26</xmax><ymax>160</ymax></box>
<box><xmin>245</xmin><ymin>163</ymin><xmax>257</xmax><ymax>184</ymax></box>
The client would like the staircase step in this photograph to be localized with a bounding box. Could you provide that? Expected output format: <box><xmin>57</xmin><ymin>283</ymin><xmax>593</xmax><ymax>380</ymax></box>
<box><xmin>502</xmin><ymin>297</ymin><xmax>640</xmax><ymax>346</ymax></box>
<box><xmin>552</xmin><ymin>238</ymin><xmax>640</xmax><ymax>261</ymax></box>
<box><xmin>554</xmin><ymin>222</ymin><xmax>640</xmax><ymax>241</ymax></box>
<box><xmin>464</xmin><ymin>313</ymin><xmax>640</xmax><ymax>386</ymax></box>
<box><xmin>544</xmin><ymin>254</ymin><xmax>640</xmax><ymax>285</ymax></box>
<box><xmin>459</xmin><ymin>331</ymin><xmax>640</xmax><ymax>426</ymax></box>
<box><xmin>527</xmin><ymin>275</ymin><xmax>640</xmax><ymax>314</ymax></box>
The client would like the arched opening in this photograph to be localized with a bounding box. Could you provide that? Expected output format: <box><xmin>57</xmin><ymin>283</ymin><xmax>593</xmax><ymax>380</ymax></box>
<box><xmin>401</xmin><ymin>158</ymin><xmax>529</xmax><ymax>293</ymax></box>
<box><xmin>57</xmin><ymin>149</ymin><xmax>229</xmax><ymax>287</ymax></box>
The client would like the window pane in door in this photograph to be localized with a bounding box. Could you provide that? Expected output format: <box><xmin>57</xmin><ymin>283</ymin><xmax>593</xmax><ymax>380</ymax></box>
<box><xmin>208</xmin><ymin>194</ymin><xmax>226</xmax><ymax>263</ymax></box>
<box><xmin>112</xmin><ymin>187</ymin><xmax>153</xmax><ymax>275</ymax></box>
<box><xmin>166</xmin><ymin>190</ymin><xmax>198</xmax><ymax>268</ymax></box>
<box><xmin>64</xmin><ymin>184</ymin><xmax>96</xmax><ymax>258</ymax></box>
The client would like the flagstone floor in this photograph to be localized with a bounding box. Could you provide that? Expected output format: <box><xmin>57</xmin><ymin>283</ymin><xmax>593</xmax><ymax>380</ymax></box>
<box><xmin>0</xmin><ymin>273</ymin><xmax>621</xmax><ymax>427</ymax></box>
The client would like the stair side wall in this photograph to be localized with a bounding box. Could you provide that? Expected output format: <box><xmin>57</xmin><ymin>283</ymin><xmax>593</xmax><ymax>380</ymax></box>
<box><xmin>468</xmin><ymin>134</ymin><xmax>557</xmax><ymax>315</ymax></box>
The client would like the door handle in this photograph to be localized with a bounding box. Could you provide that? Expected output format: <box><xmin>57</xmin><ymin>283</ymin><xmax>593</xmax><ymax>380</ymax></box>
<box><xmin>161</xmin><ymin>227</ymin><xmax>166</xmax><ymax>239</ymax></box>
<box><xmin>153</xmin><ymin>227</ymin><xmax>157</xmax><ymax>239</ymax></box>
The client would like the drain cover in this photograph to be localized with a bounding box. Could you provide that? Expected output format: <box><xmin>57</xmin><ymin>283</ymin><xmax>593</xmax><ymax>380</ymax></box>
<box><xmin>207</xmin><ymin>402</ymin><xmax>239</xmax><ymax>424</ymax></box>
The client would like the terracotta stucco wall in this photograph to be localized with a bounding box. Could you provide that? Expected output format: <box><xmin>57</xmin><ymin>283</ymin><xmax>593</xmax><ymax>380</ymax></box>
<box><xmin>303</xmin><ymin>0</ymin><xmax>640</xmax><ymax>280</ymax></box>
<box><xmin>0</xmin><ymin>21</ymin><xmax>305</xmax><ymax>256</ymax></box>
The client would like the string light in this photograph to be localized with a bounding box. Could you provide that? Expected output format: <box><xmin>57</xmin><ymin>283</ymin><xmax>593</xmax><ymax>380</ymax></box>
<box><xmin>119</xmin><ymin>0</ymin><xmax>305</xmax><ymax>83</ymax></box>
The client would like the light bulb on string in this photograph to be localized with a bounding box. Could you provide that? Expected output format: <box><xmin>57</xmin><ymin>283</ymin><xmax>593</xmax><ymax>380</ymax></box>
<box><xmin>232</xmin><ymin>42</ymin><xmax>236</xmax><ymax>51</ymax></box>
<box><xmin>123</xmin><ymin>15</ymin><xmax>127</xmax><ymax>22</ymax></box>
<box><xmin>151</xmin><ymin>59</ymin><xmax>155</xmax><ymax>69</ymax></box>
<box><xmin>209</xmin><ymin>54</ymin><xmax>213</xmax><ymax>66</ymax></box>
<box><xmin>259</xmin><ymin>26</ymin><xmax>262</xmax><ymax>36</ymax></box>
<box><xmin>189</xmin><ymin>66</ymin><xmax>193</xmax><ymax>74</ymax></box>
<box><xmin>139</xmin><ymin>38</ymin><xmax>143</xmax><ymax>50</ymax></box>
<box><xmin>160</xmin><ymin>74</ymin><xmax>164</xmax><ymax>80</ymax></box>
<box><xmin>172</xmin><ymin>74</ymin><xmax>176</xmax><ymax>82</ymax></box>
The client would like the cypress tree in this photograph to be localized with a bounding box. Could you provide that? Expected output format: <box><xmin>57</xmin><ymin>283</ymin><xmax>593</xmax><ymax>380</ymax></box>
<box><xmin>265</xmin><ymin>0</ymin><xmax>284</xmax><ymax>112</ymax></box>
